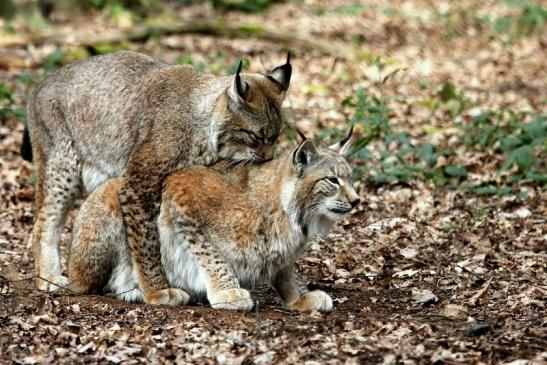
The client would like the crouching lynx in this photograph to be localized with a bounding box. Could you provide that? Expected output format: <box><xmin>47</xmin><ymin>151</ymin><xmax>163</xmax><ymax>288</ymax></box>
<box><xmin>68</xmin><ymin>129</ymin><xmax>359</xmax><ymax>311</ymax></box>
<box><xmin>25</xmin><ymin>50</ymin><xmax>291</xmax><ymax>304</ymax></box>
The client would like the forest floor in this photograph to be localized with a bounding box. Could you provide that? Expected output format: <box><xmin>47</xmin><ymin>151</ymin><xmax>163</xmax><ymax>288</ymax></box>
<box><xmin>1</xmin><ymin>0</ymin><xmax>546</xmax><ymax>364</ymax></box>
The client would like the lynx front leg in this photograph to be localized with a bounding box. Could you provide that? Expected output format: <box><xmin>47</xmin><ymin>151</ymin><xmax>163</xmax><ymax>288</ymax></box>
<box><xmin>173</xmin><ymin>218</ymin><xmax>253</xmax><ymax>311</ymax></box>
<box><xmin>32</xmin><ymin>143</ymin><xmax>81</xmax><ymax>292</ymax></box>
<box><xmin>273</xmin><ymin>266</ymin><xmax>333</xmax><ymax>312</ymax></box>
<box><xmin>118</xmin><ymin>144</ymin><xmax>189</xmax><ymax>307</ymax></box>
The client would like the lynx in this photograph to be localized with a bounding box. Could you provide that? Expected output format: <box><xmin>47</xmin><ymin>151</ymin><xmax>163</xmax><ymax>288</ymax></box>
<box><xmin>24</xmin><ymin>51</ymin><xmax>291</xmax><ymax>304</ymax></box>
<box><xmin>68</xmin><ymin>130</ymin><xmax>360</xmax><ymax>310</ymax></box>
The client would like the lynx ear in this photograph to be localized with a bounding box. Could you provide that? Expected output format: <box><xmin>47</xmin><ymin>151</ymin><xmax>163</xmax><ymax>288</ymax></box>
<box><xmin>267</xmin><ymin>51</ymin><xmax>292</xmax><ymax>91</ymax></box>
<box><xmin>329</xmin><ymin>126</ymin><xmax>354</xmax><ymax>156</ymax></box>
<box><xmin>231</xmin><ymin>60</ymin><xmax>250</xmax><ymax>101</ymax></box>
<box><xmin>292</xmin><ymin>139</ymin><xmax>318</xmax><ymax>170</ymax></box>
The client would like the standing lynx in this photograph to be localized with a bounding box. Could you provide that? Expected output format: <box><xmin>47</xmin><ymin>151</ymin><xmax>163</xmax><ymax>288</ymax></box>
<box><xmin>25</xmin><ymin>51</ymin><xmax>291</xmax><ymax>305</ymax></box>
<box><xmin>68</xmin><ymin>130</ymin><xmax>360</xmax><ymax>310</ymax></box>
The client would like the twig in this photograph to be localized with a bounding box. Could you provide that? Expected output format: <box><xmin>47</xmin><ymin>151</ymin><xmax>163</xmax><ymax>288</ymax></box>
<box><xmin>469</xmin><ymin>277</ymin><xmax>492</xmax><ymax>306</ymax></box>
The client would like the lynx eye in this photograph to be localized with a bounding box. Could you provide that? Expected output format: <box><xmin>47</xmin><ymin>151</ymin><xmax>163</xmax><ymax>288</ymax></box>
<box><xmin>236</xmin><ymin>129</ymin><xmax>261</xmax><ymax>146</ymax></box>
<box><xmin>326</xmin><ymin>177</ymin><xmax>339</xmax><ymax>185</ymax></box>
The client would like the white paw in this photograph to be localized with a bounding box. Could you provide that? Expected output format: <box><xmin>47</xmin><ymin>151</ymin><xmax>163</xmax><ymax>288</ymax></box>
<box><xmin>288</xmin><ymin>290</ymin><xmax>333</xmax><ymax>312</ymax></box>
<box><xmin>147</xmin><ymin>288</ymin><xmax>190</xmax><ymax>306</ymax></box>
<box><xmin>209</xmin><ymin>288</ymin><xmax>254</xmax><ymax>311</ymax></box>
<box><xmin>37</xmin><ymin>275</ymin><xmax>70</xmax><ymax>292</ymax></box>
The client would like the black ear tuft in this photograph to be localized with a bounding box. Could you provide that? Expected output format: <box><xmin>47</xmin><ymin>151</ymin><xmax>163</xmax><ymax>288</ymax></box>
<box><xmin>296</xmin><ymin>128</ymin><xmax>307</xmax><ymax>142</ymax></box>
<box><xmin>329</xmin><ymin>125</ymin><xmax>354</xmax><ymax>156</ymax></box>
<box><xmin>267</xmin><ymin>51</ymin><xmax>292</xmax><ymax>91</ymax></box>
<box><xmin>340</xmin><ymin>125</ymin><xmax>353</xmax><ymax>146</ymax></box>
<box><xmin>235</xmin><ymin>60</ymin><xmax>249</xmax><ymax>100</ymax></box>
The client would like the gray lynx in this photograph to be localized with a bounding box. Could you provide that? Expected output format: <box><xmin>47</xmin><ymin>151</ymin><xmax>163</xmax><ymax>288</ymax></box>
<box><xmin>25</xmin><ymin>51</ymin><xmax>291</xmax><ymax>304</ymax></box>
<box><xmin>68</xmin><ymin>130</ymin><xmax>360</xmax><ymax>310</ymax></box>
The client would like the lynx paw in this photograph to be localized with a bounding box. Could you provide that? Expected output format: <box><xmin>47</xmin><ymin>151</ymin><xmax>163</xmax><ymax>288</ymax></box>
<box><xmin>210</xmin><ymin>288</ymin><xmax>254</xmax><ymax>311</ymax></box>
<box><xmin>36</xmin><ymin>275</ymin><xmax>70</xmax><ymax>292</ymax></box>
<box><xmin>288</xmin><ymin>290</ymin><xmax>333</xmax><ymax>312</ymax></box>
<box><xmin>147</xmin><ymin>288</ymin><xmax>190</xmax><ymax>306</ymax></box>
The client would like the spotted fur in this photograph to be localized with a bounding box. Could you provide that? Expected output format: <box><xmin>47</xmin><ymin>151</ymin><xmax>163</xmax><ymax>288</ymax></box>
<box><xmin>26</xmin><ymin>51</ymin><xmax>291</xmax><ymax>302</ymax></box>
<box><xmin>69</xmin><ymin>133</ymin><xmax>359</xmax><ymax>311</ymax></box>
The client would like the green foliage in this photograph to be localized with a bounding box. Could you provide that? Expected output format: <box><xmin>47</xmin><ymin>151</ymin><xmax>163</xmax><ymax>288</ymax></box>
<box><xmin>435</xmin><ymin>4</ymin><xmax>482</xmax><ymax>40</ymax></box>
<box><xmin>43</xmin><ymin>49</ymin><xmax>64</xmax><ymax>73</ymax></box>
<box><xmin>432</xmin><ymin>1</ymin><xmax>545</xmax><ymax>43</ymax></box>
<box><xmin>312</xmin><ymin>3</ymin><xmax>367</xmax><ymax>16</ymax></box>
<box><xmin>211</xmin><ymin>0</ymin><xmax>279</xmax><ymax>13</ymax></box>
<box><xmin>326</xmin><ymin>86</ymin><xmax>545</xmax><ymax>195</ymax></box>
<box><xmin>89</xmin><ymin>43</ymin><xmax>130</xmax><ymax>55</ymax></box>
<box><xmin>460</xmin><ymin>111</ymin><xmax>546</xmax><ymax>185</ymax></box>
<box><xmin>2</xmin><ymin>23</ymin><xmax>15</xmax><ymax>33</ymax></box>
<box><xmin>227</xmin><ymin>57</ymin><xmax>250</xmax><ymax>75</ymax></box>
<box><xmin>176</xmin><ymin>55</ymin><xmax>206</xmax><ymax>72</ymax></box>
<box><xmin>89</xmin><ymin>0</ymin><xmax>161</xmax><ymax>16</ymax></box>
<box><xmin>490</xmin><ymin>1</ymin><xmax>546</xmax><ymax>42</ymax></box>
<box><xmin>335</xmin><ymin>88</ymin><xmax>459</xmax><ymax>185</ymax></box>
<box><xmin>418</xmin><ymin>81</ymin><xmax>469</xmax><ymax>119</ymax></box>
<box><xmin>0</xmin><ymin>82</ymin><xmax>26</xmax><ymax>123</ymax></box>
<box><xmin>16</xmin><ymin>74</ymin><xmax>35</xmax><ymax>85</ymax></box>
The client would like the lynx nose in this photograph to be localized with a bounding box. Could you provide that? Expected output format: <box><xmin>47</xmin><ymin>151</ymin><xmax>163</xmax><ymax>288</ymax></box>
<box><xmin>350</xmin><ymin>198</ymin><xmax>361</xmax><ymax>208</ymax></box>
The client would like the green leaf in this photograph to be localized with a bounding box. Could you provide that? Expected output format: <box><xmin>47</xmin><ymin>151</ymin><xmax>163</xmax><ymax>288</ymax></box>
<box><xmin>16</xmin><ymin>73</ymin><xmax>35</xmax><ymax>85</ymax></box>
<box><xmin>473</xmin><ymin>112</ymin><xmax>492</xmax><ymax>125</ymax></box>
<box><xmin>0</xmin><ymin>83</ymin><xmax>14</xmax><ymax>101</ymax></box>
<box><xmin>509</xmin><ymin>144</ymin><xmax>535</xmax><ymax>172</ymax></box>
<box><xmin>474</xmin><ymin>185</ymin><xmax>498</xmax><ymax>195</ymax></box>
<box><xmin>527</xmin><ymin>170</ymin><xmax>547</xmax><ymax>184</ymax></box>
<box><xmin>444</xmin><ymin>165</ymin><xmax>468</xmax><ymax>177</ymax></box>
<box><xmin>43</xmin><ymin>49</ymin><xmax>64</xmax><ymax>73</ymax></box>
<box><xmin>227</xmin><ymin>58</ymin><xmax>250</xmax><ymax>75</ymax></box>
<box><xmin>446</xmin><ymin>99</ymin><xmax>462</xmax><ymax>117</ymax></box>
<box><xmin>500</xmin><ymin>136</ymin><xmax>522</xmax><ymax>152</ymax></box>
<box><xmin>13</xmin><ymin>107</ymin><xmax>27</xmax><ymax>124</ymax></box>
<box><xmin>438</xmin><ymin>81</ymin><xmax>457</xmax><ymax>102</ymax></box>
<box><xmin>525</xmin><ymin>116</ymin><xmax>547</xmax><ymax>142</ymax></box>
<box><xmin>176</xmin><ymin>55</ymin><xmax>194</xmax><ymax>65</ymax></box>
<box><xmin>417</xmin><ymin>143</ymin><xmax>438</xmax><ymax>167</ymax></box>
<box><xmin>493</xmin><ymin>15</ymin><xmax>512</xmax><ymax>34</ymax></box>
<box><xmin>381</xmin><ymin>68</ymin><xmax>401</xmax><ymax>84</ymax></box>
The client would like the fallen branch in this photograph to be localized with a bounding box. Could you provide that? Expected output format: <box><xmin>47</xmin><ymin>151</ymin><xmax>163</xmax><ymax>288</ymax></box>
<box><xmin>0</xmin><ymin>19</ymin><xmax>370</xmax><ymax>62</ymax></box>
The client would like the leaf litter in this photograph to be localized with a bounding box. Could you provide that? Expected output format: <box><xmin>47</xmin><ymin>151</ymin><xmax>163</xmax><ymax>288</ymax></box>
<box><xmin>1</xmin><ymin>0</ymin><xmax>546</xmax><ymax>363</ymax></box>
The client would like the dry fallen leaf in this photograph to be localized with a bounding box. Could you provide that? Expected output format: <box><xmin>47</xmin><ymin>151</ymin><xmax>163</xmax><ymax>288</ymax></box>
<box><xmin>412</xmin><ymin>289</ymin><xmax>439</xmax><ymax>305</ymax></box>
<box><xmin>440</xmin><ymin>304</ymin><xmax>468</xmax><ymax>319</ymax></box>
<box><xmin>0</xmin><ymin>1</ymin><xmax>545</xmax><ymax>363</ymax></box>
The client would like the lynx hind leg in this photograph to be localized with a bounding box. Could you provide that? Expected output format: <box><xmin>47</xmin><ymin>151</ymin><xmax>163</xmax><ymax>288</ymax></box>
<box><xmin>68</xmin><ymin>180</ymin><xmax>122</xmax><ymax>294</ymax></box>
<box><xmin>172</xmin><ymin>214</ymin><xmax>252</xmax><ymax>311</ymax></box>
<box><xmin>32</xmin><ymin>143</ymin><xmax>82</xmax><ymax>292</ymax></box>
<box><xmin>29</xmin><ymin>145</ymin><xmax>45</xmax><ymax>280</ymax></box>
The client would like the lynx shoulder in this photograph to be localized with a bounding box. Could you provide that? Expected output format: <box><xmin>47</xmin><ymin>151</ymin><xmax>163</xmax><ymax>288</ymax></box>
<box><xmin>69</xmin><ymin>129</ymin><xmax>360</xmax><ymax>311</ymax></box>
<box><xmin>26</xmin><ymin>50</ymin><xmax>291</xmax><ymax>304</ymax></box>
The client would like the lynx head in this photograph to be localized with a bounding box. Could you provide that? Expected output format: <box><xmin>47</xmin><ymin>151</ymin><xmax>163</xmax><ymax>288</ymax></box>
<box><xmin>217</xmin><ymin>53</ymin><xmax>292</xmax><ymax>163</ymax></box>
<box><xmin>281</xmin><ymin>127</ymin><xmax>360</xmax><ymax>236</ymax></box>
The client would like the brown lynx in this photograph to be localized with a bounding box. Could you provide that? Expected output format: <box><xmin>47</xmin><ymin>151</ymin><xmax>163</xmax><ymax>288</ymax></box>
<box><xmin>68</xmin><ymin>129</ymin><xmax>359</xmax><ymax>310</ymax></box>
<box><xmin>24</xmin><ymin>51</ymin><xmax>291</xmax><ymax>304</ymax></box>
